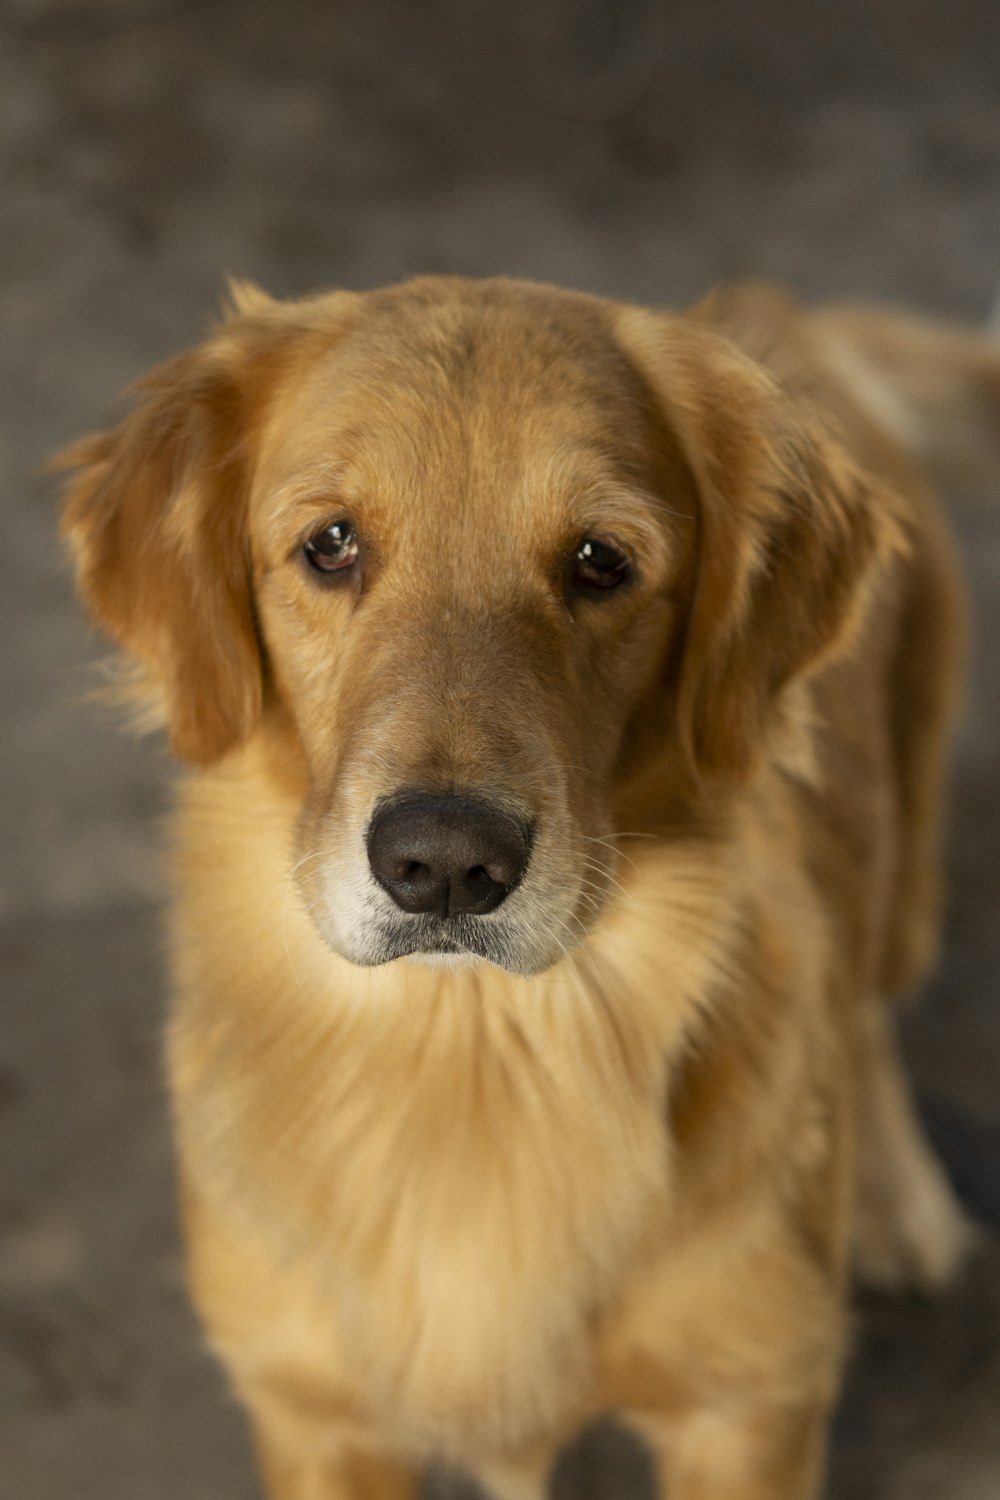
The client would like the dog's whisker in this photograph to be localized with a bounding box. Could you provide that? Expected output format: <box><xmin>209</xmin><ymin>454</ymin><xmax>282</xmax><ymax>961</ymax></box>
<box><xmin>581</xmin><ymin>835</ymin><xmax>638</xmax><ymax>868</ymax></box>
<box><xmin>579</xmin><ymin>859</ymin><xmax>630</xmax><ymax>901</ymax></box>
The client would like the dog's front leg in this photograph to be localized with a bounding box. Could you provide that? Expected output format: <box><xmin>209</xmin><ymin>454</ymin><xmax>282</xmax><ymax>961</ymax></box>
<box><xmin>252</xmin><ymin>1422</ymin><xmax>420</xmax><ymax>1500</ymax></box>
<box><xmin>178</xmin><ymin>1173</ymin><xmax>419</xmax><ymax>1500</ymax></box>
<box><xmin>602</xmin><ymin>1225</ymin><xmax>843</xmax><ymax>1500</ymax></box>
<box><xmin>645</xmin><ymin>1401</ymin><xmax>829</xmax><ymax>1500</ymax></box>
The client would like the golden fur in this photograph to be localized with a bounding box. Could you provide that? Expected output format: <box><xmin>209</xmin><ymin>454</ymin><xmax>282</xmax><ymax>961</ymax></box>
<box><xmin>60</xmin><ymin>277</ymin><xmax>997</xmax><ymax>1498</ymax></box>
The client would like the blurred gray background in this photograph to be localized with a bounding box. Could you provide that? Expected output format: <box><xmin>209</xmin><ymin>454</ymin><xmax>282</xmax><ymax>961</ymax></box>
<box><xmin>2</xmin><ymin>2</ymin><xmax>999</xmax><ymax>1497</ymax></box>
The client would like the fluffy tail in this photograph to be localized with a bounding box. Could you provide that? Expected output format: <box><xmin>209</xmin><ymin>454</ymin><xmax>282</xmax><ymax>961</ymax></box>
<box><xmin>809</xmin><ymin>301</ymin><xmax>1000</xmax><ymax>493</ymax></box>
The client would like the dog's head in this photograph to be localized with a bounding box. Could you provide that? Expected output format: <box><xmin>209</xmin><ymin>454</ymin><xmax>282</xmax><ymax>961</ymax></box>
<box><xmin>60</xmin><ymin>277</ymin><xmax>903</xmax><ymax>975</ymax></box>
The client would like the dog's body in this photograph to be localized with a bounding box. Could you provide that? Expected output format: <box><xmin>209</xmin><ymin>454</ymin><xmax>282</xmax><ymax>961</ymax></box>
<box><xmin>61</xmin><ymin>278</ymin><xmax>999</xmax><ymax>1499</ymax></box>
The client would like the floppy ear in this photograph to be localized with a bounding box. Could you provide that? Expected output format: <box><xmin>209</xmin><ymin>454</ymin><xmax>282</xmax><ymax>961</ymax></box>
<box><xmin>59</xmin><ymin>285</ymin><xmax>330</xmax><ymax>764</ymax></box>
<box><xmin>619</xmin><ymin>311</ymin><xmax>909</xmax><ymax>783</ymax></box>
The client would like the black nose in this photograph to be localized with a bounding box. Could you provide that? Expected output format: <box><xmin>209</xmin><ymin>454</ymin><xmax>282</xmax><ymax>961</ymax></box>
<box><xmin>366</xmin><ymin>793</ymin><xmax>532</xmax><ymax>917</ymax></box>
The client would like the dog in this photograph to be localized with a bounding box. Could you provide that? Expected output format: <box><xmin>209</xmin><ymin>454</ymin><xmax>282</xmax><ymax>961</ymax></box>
<box><xmin>60</xmin><ymin>275</ymin><xmax>999</xmax><ymax>1499</ymax></box>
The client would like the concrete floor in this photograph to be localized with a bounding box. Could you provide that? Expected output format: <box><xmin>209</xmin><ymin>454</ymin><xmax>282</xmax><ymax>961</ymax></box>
<box><xmin>2</xmin><ymin>2</ymin><xmax>999</xmax><ymax>1496</ymax></box>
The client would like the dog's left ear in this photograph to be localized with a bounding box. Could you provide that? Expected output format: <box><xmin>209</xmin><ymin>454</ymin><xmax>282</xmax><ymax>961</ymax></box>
<box><xmin>58</xmin><ymin>286</ymin><xmax>357</xmax><ymax>763</ymax></box>
<box><xmin>618</xmin><ymin>310</ymin><xmax>909</xmax><ymax>783</ymax></box>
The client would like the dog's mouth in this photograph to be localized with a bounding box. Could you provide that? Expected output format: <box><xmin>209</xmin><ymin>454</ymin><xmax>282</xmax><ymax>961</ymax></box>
<box><xmin>365</xmin><ymin>913</ymin><xmax>522</xmax><ymax>971</ymax></box>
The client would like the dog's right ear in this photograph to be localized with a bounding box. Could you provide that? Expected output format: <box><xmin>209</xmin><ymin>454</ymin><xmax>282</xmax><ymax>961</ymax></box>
<box><xmin>58</xmin><ymin>285</ymin><xmax>357</xmax><ymax>764</ymax></box>
<box><xmin>617</xmin><ymin>308</ymin><xmax>909</xmax><ymax>785</ymax></box>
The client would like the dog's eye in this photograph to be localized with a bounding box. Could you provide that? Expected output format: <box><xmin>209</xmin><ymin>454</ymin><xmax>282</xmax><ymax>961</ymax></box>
<box><xmin>572</xmin><ymin>537</ymin><xmax>631</xmax><ymax>592</ymax></box>
<box><xmin>303</xmin><ymin>519</ymin><xmax>359</xmax><ymax>574</ymax></box>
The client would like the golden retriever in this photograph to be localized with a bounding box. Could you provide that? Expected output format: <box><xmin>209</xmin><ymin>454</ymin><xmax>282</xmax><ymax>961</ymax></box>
<box><xmin>60</xmin><ymin>276</ymin><xmax>999</xmax><ymax>1499</ymax></box>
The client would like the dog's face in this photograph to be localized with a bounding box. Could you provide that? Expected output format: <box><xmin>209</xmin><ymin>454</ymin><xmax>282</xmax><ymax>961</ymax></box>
<box><xmin>248</xmin><ymin>283</ymin><xmax>692</xmax><ymax>972</ymax></box>
<box><xmin>61</xmin><ymin>277</ymin><xmax>901</xmax><ymax>975</ymax></box>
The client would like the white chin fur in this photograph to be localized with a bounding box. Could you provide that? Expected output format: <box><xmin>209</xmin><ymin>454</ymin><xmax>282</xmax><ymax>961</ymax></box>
<box><xmin>404</xmin><ymin>951</ymin><xmax>488</xmax><ymax>971</ymax></box>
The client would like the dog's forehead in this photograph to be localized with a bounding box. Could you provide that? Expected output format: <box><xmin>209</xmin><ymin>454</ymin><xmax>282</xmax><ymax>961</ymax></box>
<box><xmin>341</xmin><ymin>277</ymin><xmax>638</xmax><ymax>397</ymax></box>
<box><xmin>258</xmin><ymin>282</ymin><xmax>657</xmax><ymax>509</ymax></box>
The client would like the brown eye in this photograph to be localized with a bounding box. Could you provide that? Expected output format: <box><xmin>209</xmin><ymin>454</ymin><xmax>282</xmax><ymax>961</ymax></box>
<box><xmin>572</xmin><ymin>536</ymin><xmax>631</xmax><ymax>593</ymax></box>
<box><xmin>303</xmin><ymin>519</ymin><xmax>359</xmax><ymax>575</ymax></box>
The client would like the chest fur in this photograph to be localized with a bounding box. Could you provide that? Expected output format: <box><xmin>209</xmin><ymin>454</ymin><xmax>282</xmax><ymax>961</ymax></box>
<box><xmin>175</xmin><ymin>978</ymin><xmax>674</xmax><ymax>1452</ymax></box>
